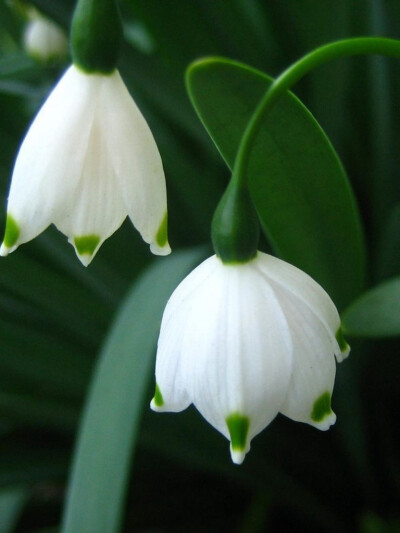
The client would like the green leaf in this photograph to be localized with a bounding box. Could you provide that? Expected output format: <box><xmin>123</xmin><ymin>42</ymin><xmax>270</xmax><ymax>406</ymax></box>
<box><xmin>186</xmin><ymin>57</ymin><xmax>366</xmax><ymax>309</ymax></box>
<box><xmin>61</xmin><ymin>247</ymin><xmax>207</xmax><ymax>533</ymax></box>
<box><xmin>0</xmin><ymin>486</ymin><xmax>28</xmax><ymax>533</ymax></box>
<box><xmin>341</xmin><ymin>276</ymin><xmax>400</xmax><ymax>338</ymax></box>
<box><xmin>0</xmin><ymin>54</ymin><xmax>36</xmax><ymax>79</ymax></box>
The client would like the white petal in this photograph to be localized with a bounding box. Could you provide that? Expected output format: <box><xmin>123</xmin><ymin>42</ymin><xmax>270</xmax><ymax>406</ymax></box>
<box><xmin>100</xmin><ymin>71</ymin><xmax>170</xmax><ymax>255</ymax></box>
<box><xmin>269</xmin><ymin>281</ymin><xmax>337</xmax><ymax>430</ymax></box>
<box><xmin>2</xmin><ymin>66</ymin><xmax>100</xmax><ymax>253</ymax></box>
<box><xmin>54</xmin><ymin>112</ymin><xmax>127</xmax><ymax>265</ymax></box>
<box><xmin>152</xmin><ymin>257</ymin><xmax>219</xmax><ymax>412</ymax></box>
<box><xmin>255</xmin><ymin>253</ymin><xmax>343</xmax><ymax>359</ymax></box>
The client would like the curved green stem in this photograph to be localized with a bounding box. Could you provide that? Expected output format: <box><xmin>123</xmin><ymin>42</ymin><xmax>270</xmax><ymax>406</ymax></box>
<box><xmin>233</xmin><ymin>37</ymin><xmax>400</xmax><ymax>186</ymax></box>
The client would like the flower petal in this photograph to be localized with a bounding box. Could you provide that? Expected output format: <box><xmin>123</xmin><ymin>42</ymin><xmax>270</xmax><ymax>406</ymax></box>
<box><xmin>100</xmin><ymin>70</ymin><xmax>170</xmax><ymax>255</ymax></box>
<box><xmin>255</xmin><ymin>253</ymin><xmax>345</xmax><ymax>360</ymax></box>
<box><xmin>54</xmin><ymin>112</ymin><xmax>127</xmax><ymax>266</ymax></box>
<box><xmin>271</xmin><ymin>283</ymin><xmax>337</xmax><ymax>430</ymax></box>
<box><xmin>179</xmin><ymin>257</ymin><xmax>293</xmax><ymax>460</ymax></box>
<box><xmin>1</xmin><ymin>66</ymin><xmax>99</xmax><ymax>254</ymax></box>
<box><xmin>151</xmin><ymin>256</ymin><xmax>219</xmax><ymax>412</ymax></box>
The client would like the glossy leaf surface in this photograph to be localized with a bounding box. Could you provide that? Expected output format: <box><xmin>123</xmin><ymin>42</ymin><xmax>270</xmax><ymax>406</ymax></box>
<box><xmin>187</xmin><ymin>57</ymin><xmax>366</xmax><ymax>308</ymax></box>
<box><xmin>342</xmin><ymin>276</ymin><xmax>400</xmax><ymax>338</ymax></box>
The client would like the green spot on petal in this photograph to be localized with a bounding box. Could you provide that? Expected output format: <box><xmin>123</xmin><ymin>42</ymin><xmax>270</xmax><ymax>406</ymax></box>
<box><xmin>3</xmin><ymin>214</ymin><xmax>20</xmax><ymax>248</ymax></box>
<box><xmin>336</xmin><ymin>326</ymin><xmax>349</xmax><ymax>353</ymax></box>
<box><xmin>74</xmin><ymin>234</ymin><xmax>100</xmax><ymax>256</ymax></box>
<box><xmin>226</xmin><ymin>413</ymin><xmax>250</xmax><ymax>451</ymax></box>
<box><xmin>156</xmin><ymin>212</ymin><xmax>168</xmax><ymax>248</ymax></box>
<box><xmin>153</xmin><ymin>384</ymin><xmax>164</xmax><ymax>407</ymax></box>
<box><xmin>311</xmin><ymin>392</ymin><xmax>333</xmax><ymax>422</ymax></box>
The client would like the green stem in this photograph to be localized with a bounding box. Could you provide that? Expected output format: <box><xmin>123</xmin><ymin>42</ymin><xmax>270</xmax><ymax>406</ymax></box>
<box><xmin>233</xmin><ymin>37</ymin><xmax>400</xmax><ymax>187</ymax></box>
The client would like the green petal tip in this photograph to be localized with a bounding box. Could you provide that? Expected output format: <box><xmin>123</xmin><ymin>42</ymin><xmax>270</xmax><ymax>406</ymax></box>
<box><xmin>156</xmin><ymin>212</ymin><xmax>168</xmax><ymax>248</ymax></box>
<box><xmin>311</xmin><ymin>392</ymin><xmax>333</xmax><ymax>423</ymax></box>
<box><xmin>73</xmin><ymin>234</ymin><xmax>100</xmax><ymax>265</ymax></box>
<box><xmin>336</xmin><ymin>326</ymin><xmax>350</xmax><ymax>360</ymax></box>
<box><xmin>153</xmin><ymin>384</ymin><xmax>164</xmax><ymax>408</ymax></box>
<box><xmin>226</xmin><ymin>413</ymin><xmax>250</xmax><ymax>464</ymax></box>
<box><xmin>3</xmin><ymin>214</ymin><xmax>20</xmax><ymax>249</ymax></box>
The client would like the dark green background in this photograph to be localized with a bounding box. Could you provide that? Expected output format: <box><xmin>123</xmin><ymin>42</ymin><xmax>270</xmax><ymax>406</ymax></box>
<box><xmin>0</xmin><ymin>1</ymin><xmax>399</xmax><ymax>531</ymax></box>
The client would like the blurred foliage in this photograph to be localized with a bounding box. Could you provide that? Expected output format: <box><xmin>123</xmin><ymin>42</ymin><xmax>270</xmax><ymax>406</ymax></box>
<box><xmin>0</xmin><ymin>0</ymin><xmax>399</xmax><ymax>531</ymax></box>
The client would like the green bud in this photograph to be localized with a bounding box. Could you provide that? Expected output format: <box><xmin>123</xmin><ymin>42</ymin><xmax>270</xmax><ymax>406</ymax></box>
<box><xmin>71</xmin><ymin>0</ymin><xmax>122</xmax><ymax>74</ymax></box>
<box><xmin>211</xmin><ymin>181</ymin><xmax>259</xmax><ymax>263</ymax></box>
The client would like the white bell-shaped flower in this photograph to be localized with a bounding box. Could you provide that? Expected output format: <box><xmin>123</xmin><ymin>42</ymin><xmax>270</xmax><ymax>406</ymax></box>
<box><xmin>0</xmin><ymin>65</ymin><xmax>170</xmax><ymax>265</ymax></box>
<box><xmin>151</xmin><ymin>252</ymin><xmax>349</xmax><ymax>464</ymax></box>
<box><xmin>23</xmin><ymin>13</ymin><xmax>68</xmax><ymax>63</ymax></box>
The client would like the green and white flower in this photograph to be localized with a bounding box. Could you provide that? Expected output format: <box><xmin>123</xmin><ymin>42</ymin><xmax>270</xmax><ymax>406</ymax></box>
<box><xmin>151</xmin><ymin>252</ymin><xmax>349</xmax><ymax>464</ymax></box>
<box><xmin>0</xmin><ymin>65</ymin><xmax>170</xmax><ymax>265</ymax></box>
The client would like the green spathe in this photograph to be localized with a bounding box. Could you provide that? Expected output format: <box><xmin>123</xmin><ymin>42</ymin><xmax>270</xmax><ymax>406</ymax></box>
<box><xmin>74</xmin><ymin>234</ymin><xmax>100</xmax><ymax>256</ymax></box>
<box><xmin>71</xmin><ymin>0</ymin><xmax>122</xmax><ymax>74</ymax></box>
<box><xmin>211</xmin><ymin>181</ymin><xmax>259</xmax><ymax>264</ymax></box>
<box><xmin>226</xmin><ymin>413</ymin><xmax>250</xmax><ymax>451</ymax></box>
<box><xmin>311</xmin><ymin>392</ymin><xmax>333</xmax><ymax>422</ymax></box>
<box><xmin>3</xmin><ymin>214</ymin><xmax>20</xmax><ymax>248</ymax></box>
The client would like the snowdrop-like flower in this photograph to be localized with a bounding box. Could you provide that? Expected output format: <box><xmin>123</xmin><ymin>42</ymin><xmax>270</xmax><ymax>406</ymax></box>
<box><xmin>23</xmin><ymin>12</ymin><xmax>68</xmax><ymax>63</ymax></box>
<box><xmin>151</xmin><ymin>252</ymin><xmax>349</xmax><ymax>464</ymax></box>
<box><xmin>0</xmin><ymin>65</ymin><xmax>169</xmax><ymax>265</ymax></box>
<box><xmin>1</xmin><ymin>0</ymin><xmax>170</xmax><ymax>265</ymax></box>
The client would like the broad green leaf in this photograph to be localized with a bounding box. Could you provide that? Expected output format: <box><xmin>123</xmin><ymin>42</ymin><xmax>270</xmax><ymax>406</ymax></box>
<box><xmin>61</xmin><ymin>247</ymin><xmax>207</xmax><ymax>533</ymax></box>
<box><xmin>0</xmin><ymin>486</ymin><xmax>28</xmax><ymax>533</ymax></box>
<box><xmin>341</xmin><ymin>276</ymin><xmax>400</xmax><ymax>338</ymax></box>
<box><xmin>186</xmin><ymin>57</ymin><xmax>366</xmax><ymax>309</ymax></box>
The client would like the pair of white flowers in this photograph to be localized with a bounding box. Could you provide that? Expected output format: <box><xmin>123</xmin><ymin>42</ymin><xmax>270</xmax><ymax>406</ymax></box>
<box><xmin>2</xmin><ymin>25</ymin><xmax>349</xmax><ymax>464</ymax></box>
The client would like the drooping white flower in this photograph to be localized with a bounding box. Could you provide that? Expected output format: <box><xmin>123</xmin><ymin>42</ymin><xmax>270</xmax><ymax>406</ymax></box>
<box><xmin>0</xmin><ymin>65</ymin><xmax>170</xmax><ymax>265</ymax></box>
<box><xmin>23</xmin><ymin>12</ymin><xmax>68</xmax><ymax>63</ymax></box>
<box><xmin>151</xmin><ymin>252</ymin><xmax>349</xmax><ymax>464</ymax></box>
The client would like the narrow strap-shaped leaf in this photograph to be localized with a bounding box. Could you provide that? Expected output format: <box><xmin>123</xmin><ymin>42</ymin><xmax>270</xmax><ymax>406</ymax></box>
<box><xmin>61</xmin><ymin>247</ymin><xmax>206</xmax><ymax>533</ymax></box>
<box><xmin>341</xmin><ymin>276</ymin><xmax>400</xmax><ymax>338</ymax></box>
<box><xmin>0</xmin><ymin>486</ymin><xmax>29</xmax><ymax>533</ymax></box>
<box><xmin>186</xmin><ymin>57</ymin><xmax>366</xmax><ymax>309</ymax></box>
